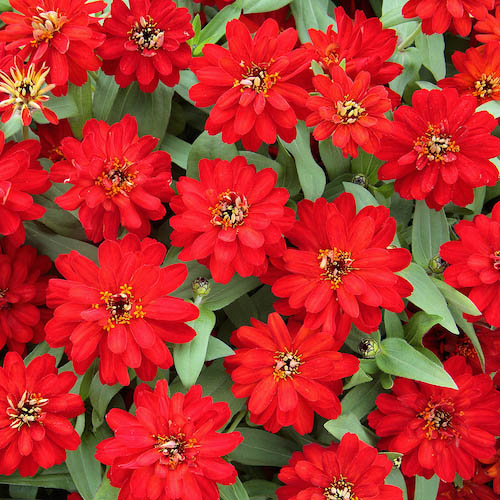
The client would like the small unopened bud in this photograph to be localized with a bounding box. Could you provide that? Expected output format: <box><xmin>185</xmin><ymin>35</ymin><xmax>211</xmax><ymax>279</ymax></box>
<box><xmin>192</xmin><ymin>277</ymin><xmax>211</xmax><ymax>303</ymax></box>
<box><xmin>352</xmin><ymin>173</ymin><xmax>368</xmax><ymax>188</ymax></box>
<box><xmin>392</xmin><ymin>456</ymin><xmax>402</xmax><ymax>469</ymax></box>
<box><xmin>358</xmin><ymin>338</ymin><xmax>380</xmax><ymax>359</ymax></box>
<box><xmin>428</xmin><ymin>255</ymin><xmax>448</xmax><ymax>274</ymax></box>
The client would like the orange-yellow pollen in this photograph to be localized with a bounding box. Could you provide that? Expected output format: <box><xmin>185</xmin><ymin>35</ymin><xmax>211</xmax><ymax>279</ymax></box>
<box><xmin>236</xmin><ymin>62</ymin><xmax>280</xmax><ymax>96</ymax></box>
<box><xmin>318</xmin><ymin>248</ymin><xmax>354</xmax><ymax>290</ymax></box>
<box><xmin>128</xmin><ymin>16</ymin><xmax>164</xmax><ymax>52</ymax></box>
<box><xmin>324</xmin><ymin>475</ymin><xmax>358</xmax><ymax>500</ymax></box>
<box><xmin>6</xmin><ymin>390</ymin><xmax>49</xmax><ymax>430</ymax></box>
<box><xmin>154</xmin><ymin>433</ymin><xmax>198</xmax><ymax>469</ymax></box>
<box><xmin>335</xmin><ymin>97</ymin><xmax>366</xmax><ymax>124</ymax></box>
<box><xmin>491</xmin><ymin>250</ymin><xmax>500</xmax><ymax>271</ymax></box>
<box><xmin>210</xmin><ymin>190</ymin><xmax>249</xmax><ymax>230</ymax></box>
<box><xmin>92</xmin><ymin>284</ymin><xmax>145</xmax><ymax>332</ymax></box>
<box><xmin>31</xmin><ymin>8</ymin><xmax>67</xmax><ymax>44</ymax></box>
<box><xmin>95</xmin><ymin>157</ymin><xmax>137</xmax><ymax>197</ymax></box>
<box><xmin>414</xmin><ymin>123</ymin><xmax>460</xmax><ymax>166</ymax></box>
<box><xmin>417</xmin><ymin>399</ymin><xmax>460</xmax><ymax>440</ymax></box>
<box><xmin>473</xmin><ymin>72</ymin><xmax>500</xmax><ymax>101</ymax></box>
<box><xmin>273</xmin><ymin>349</ymin><xmax>302</xmax><ymax>381</ymax></box>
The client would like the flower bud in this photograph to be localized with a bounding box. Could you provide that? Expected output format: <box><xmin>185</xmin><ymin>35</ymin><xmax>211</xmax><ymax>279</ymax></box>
<box><xmin>352</xmin><ymin>173</ymin><xmax>368</xmax><ymax>188</ymax></box>
<box><xmin>392</xmin><ymin>456</ymin><xmax>402</xmax><ymax>469</ymax></box>
<box><xmin>358</xmin><ymin>338</ymin><xmax>380</xmax><ymax>359</ymax></box>
<box><xmin>192</xmin><ymin>277</ymin><xmax>211</xmax><ymax>299</ymax></box>
<box><xmin>428</xmin><ymin>255</ymin><xmax>448</xmax><ymax>274</ymax></box>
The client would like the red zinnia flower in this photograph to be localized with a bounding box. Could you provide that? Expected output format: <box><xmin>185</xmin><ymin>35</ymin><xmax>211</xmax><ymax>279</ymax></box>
<box><xmin>97</xmin><ymin>0</ymin><xmax>194</xmax><ymax>92</ymax></box>
<box><xmin>270</xmin><ymin>193</ymin><xmax>412</xmax><ymax>339</ymax></box>
<box><xmin>438</xmin><ymin>42</ymin><xmax>500</xmax><ymax>106</ymax></box>
<box><xmin>50</xmin><ymin>114</ymin><xmax>173</xmax><ymax>243</ymax></box>
<box><xmin>475</xmin><ymin>7</ymin><xmax>500</xmax><ymax>43</ymax></box>
<box><xmin>189</xmin><ymin>19</ymin><xmax>312</xmax><ymax>151</ymax></box>
<box><xmin>368</xmin><ymin>356</ymin><xmax>500</xmax><ymax>482</ymax></box>
<box><xmin>45</xmin><ymin>233</ymin><xmax>199</xmax><ymax>386</ymax></box>
<box><xmin>0</xmin><ymin>0</ymin><xmax>106</xmax><ymax>95</ymax></box>
<box><xmin>169</xmin><ymin>156</ymin><xmax>295</xmax><ymax>284</ymax></box>
<box><xmin>95</xmin><ymin>380</ymin><xmax>243</xmax><ymax>500</ymax></box>
<box><xmin>0</xmin><ymin>130</ymin><xmax>50</xmax><ymax>247</ymax></box>
<box><xmin>277</xmin><ymin>433</ymin><xmax>403</xmax><ymax>500</ymax></box>
<box><xmin>306</xmin><ymin>7</ymin><xmax>402</xmax><ymax>105</ymax></box>
<box><xmin>0</xmin><ymin>352</ymin><xmax>84</xmax><ymax>476</ymax></box>
<box><xmin>437</xmin><ymin>480</ymin><xmax>498</xmax><ymax>500</ymax></box>
<box><xmin>306</xmin><ymin>66</ymin><xmax>392</xmax><ymax>158</ymax></box>
<box><xmin>224</xmin><ymin>313</ymin><xmax>359</xmax><ymax>435</ymax></box>
<box><xmin>0</xmin><ymin>242</ymin><xmax>52</xmax><ymax>354</ymax></box>
<box><xmin>0</xmin><ymin>58</ymin><xmax>57</xmax><ymax>125</ymax></box>
<box><xmin>402</xmin><ymin>0</ymin><xmax>494</xmax><ymax>36</ymax></box>
<box><xmin>377</xmin><ymin>88</ymin><xmax>500</xmax><ymax>211</ymax></box>
<box><xmin>440</xmin><ymin>203</ymin><xmax>500</xmax><ymax>327</ymax></box>
<box><xmin>35</xmin><ymin>118</ymin><xmax>74</xmax><ymax>163</ymax></box>
<box><xmin>480</xmin><ymin>442</ymin><xmax>500</xmax><ymax>494</ymax></box>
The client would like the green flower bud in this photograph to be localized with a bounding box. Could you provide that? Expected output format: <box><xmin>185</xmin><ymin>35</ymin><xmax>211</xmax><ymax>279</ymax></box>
<box><xmin>428</xmin><ymin>255</ymin><xmax>448</xmax><ymax>274</ymax></box>
<box><xmin>352</xmin><ymin>173</ymin><xmax>368</xmax><ymax>188</ymax></box>
<box><xmin>358</xmin><ymin>338</ymin><xmax>380</xmax><ymax>359</ymax></box>
<box><xmin>192</xmin><ymin>277</ymin><xmax>211</xmax><ymax>298</ymax></box>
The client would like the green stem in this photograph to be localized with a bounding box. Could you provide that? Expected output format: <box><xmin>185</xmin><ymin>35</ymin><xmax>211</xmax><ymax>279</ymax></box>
<box><xmin>22</xmin><ymin>126</ymin><xmax>29</xmax><ymax>140</ymax></box>
<box><xmin>397</xmin><ymin>24</ymin><xmax>422</xmax><ymax>52</ymax></box>
<box><xmin>226</xmin><ymin>409</ymin><xmax>246</xmax><ymax>433</ymax></box>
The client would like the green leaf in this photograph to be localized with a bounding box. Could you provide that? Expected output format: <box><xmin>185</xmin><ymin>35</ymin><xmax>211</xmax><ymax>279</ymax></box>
<box><xmin>342</xmin><ymin>366</ymin><xmax>373</xmax><ymax>390</ymax></box>
<box><xmin>341</xmin><ymin>381</ymin><xmax>381</xmax><ymax>419</ymax></box>
<box><xmin>186</xmin><ymin>131</ymin><xmax>238</xmax><ymax>180</ymax></box>
<box><xmin>0</xmin><ymin>115</ymin><xmax>23</xmax><ymax>139</ymax></box>
<box><xmin>384</xmin><ymin>311</ymin><xmax>404</xmax><ymax>338</ymax></box>
<box><xmin>389</xmin><ymin>46</ymin><xmax>423</xmax><ymax>96</ymax></box>
<box><xmin>161</xmin><ymin>133</ymin><xmax>190</xmax><ymax>170</ymax></box>
<box><xmin>416</xmin><ymin>80</ymin><xmax>440</xmax><ymax>90</ymax></box>
<box><xmin>0</xmin><ymin>465</ymin><xmax>75</xmax><ymax>491</ymax></box>
<box><xmin>351</xmin><ymin>149</ymin><xmax>383</xmax><ymax>185</ymax></box>
<box><xmin>324</xmin><ymin>413</ymin><xmax>377</xmax><ymax>446</ymax></box>
<box><xmin>415</xmin><ymin>32</ymin><xmax>445</xmax><ymax>81</ymax></box>
<box><xmin>25</xmin><ymin>221</ymin><xmax>98</xmax><ymax>263</ymax></box>
<box><xmin>343</xmin><ymin>181</ymin><xmax>380</xmax><ymax>209</ymax></box>
<box><xmin>386</xmin><ymin>469</ymin><xmax>408</xmax><ymax>500</ymax></box>
<box><xmin>318</xmin><ymin>140</ymin><xmax>351</xmax><ymax>180</ymax></box>
<box><xmin>244</xmin><ymin>480</ymin><xmax>278</xmax><ymax>500</ymax></box>
<box><xmin>398</xmin><ymin>263</ymin><xmax>458</xmax><ymax>334</ymax></box>
<box><xmin>174</xmin><ymin>305</ymin><xmax>216</xmax><ymax>387</ymax></box>
<box><xmin>88</xmin><ymin>373</ymin><xmax>123</xmax><ymax>430</ymax></box>
<box><xmin>9</xmin><ymin>485</ymin><xmax>38</xmax><ymax>499</ymax></box>
<box><xmin>431</xmin><ymin>278</ymin><xmax>481</xmax><ymax>316</ymax></box>
<box><xmin>228</xmin><ymin>428</ymin><xmax>298</xmax><ymax>466</ymax></box>
<box><xmin>224</xmin><ymin>293</ymin><xmax>259</xmax><ymax>328</ymax></box>
<box><xmin>67</xmin><ymin>80</ymin><xmax>93</xmax><ymax>138</ymax></box>
<box><xmin>243</xmin><ymin>0</ymin><xmax>292</xmax><ymax>13</ymax></box>
<box><xmin>477</xmin><ymin>99</ymin><xmax>500</xmax><ymax>118</ymax></box>
<box><xmin>93</xmin><ymin>476</ymin><xmax>119</xmax><ymax>500</ymax></box>
<box><xmin>93</xmin><ymin>71</ymin><xmax>120</xmax><ymax>122</ymax></box>
<box><xmin>106</xmin><ymin>81</ymin><xmax>174</xmax><ymax>144</ymax></box>
<box><xmin>34</xmin><ymin>92</ymin><xmax>78</xmax><ymax>123</ymax></box>
<box><xmin>206</xmin><ymin>336</ymin><xmax>235</xmax><ymax>361</ymax></box>
<box><xmin>275</xmin><ymin>140</ymin><xmax>301</xmax><ymax>196</ymax></box>
<box><xmin>203</xmin><ymin>275</ymin><xmax>261</xmax><ymax>311</ymax></box>
<box><xmin>219</xmin><ymin>477</ymin><xmax>250</xmax><ymax>500</ymax></box>
<box><xmin>405</xmin><ymin>311</ymin><xmax>442</xmax><ymax>347</ymax></box>
<box><xmin>282</xmin><ymin>122</ymin><xmax>326</xmax><ymax>200</ymax></box>
<box><xmin>290</xmin><ymin>0</ymin><xmax>335</xmax><ymax>42</ymax></box>
<box><xmin>415</xmin><ymin>474</ymin><xmax>439</xmax><ymax>500</ymax></box>
<box><xmin>66</xmin><ymin>432</ymin><xmax>103</xmax><ymax>500</ymax></box>
<box><xmin>412</xmin><ymin>201</ymin><xmax>450</xmax><ymax>267</ymax></box>
<box><xmin>24</xmin><ymin>342</ymin><xmax>64</xmax><ymax>366</ymax></box>
<box><xmin>377</xmin><ymin>338</ymin><xmax>457</xmax><ymax>389</ymax></box>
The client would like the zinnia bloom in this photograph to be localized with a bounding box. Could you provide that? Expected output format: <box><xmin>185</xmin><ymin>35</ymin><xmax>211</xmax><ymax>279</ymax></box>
<box><xmin>475</xmin><ymin>7</ymin><xmax>500</xmax><ymax>43</ymax></box>
<box><xmin>270</xmin><ymin>193</ymin><xmax>413</xmax><ymax>339</ymax></box>
<box><xmin>95</xmin><ymin>380</ymin><xmax>243</xmax><ymax>500</ymax></box>
<box><xmin>0</xmin><ymin>58</ymin><xmax>57</xmax><ymax>125</ymax></box>
<box><xmin>437</xmin><ymin>480</ymin><xmax>498</xmax><ymax>500</ymax></box>
<box><xmin>306</xmin><ymin>66</ymin><xmax>392</xmax><ymax>158</ymax></box>
<box><xmin>377</xmin><ymin>88</ymin><xmax>500</xmax><ymax>211</ymax></box>
<box><xmin>306</xmin><ymin>7</ymin><xmax>402</xmax><ymax>105</ymax></box>
<box><xmin>438</xmin><ymin>42</ymin><xmax>500</xmax><ymax>106</ymax></box>
<box><xmin>45</xmin><ymin>233</ymin><xmax>199</xmax><ymax>386</ymax></box>
<box><xmin>189</xmin><ymin>18</ymin><xmax>312</xmax><ymax>151</ymax></box>
<box><xmin>402</xmin><ymin>0</ymin><xmax>494</xmax><ymax>36</ymax></box>
<box><xmin>50</xmin><ymin>114</ymin><xmax>173</xmax><ymax>243</ymax></box>
<box><xmin>35</xmin><ymin>118</ymin><xmax>74</xmax><ymax>162</ymax></box>
<box><xmin>277</xmin><ymin>432</ymin><xmax>403</xmax><ymax>500</ymax></box>
<box><xmin>0</xmin><ymin>351</ymin><xmax>84</xmax><ymax>476</ymax></box>
<box><xmin>0</xmin><ymin>242</ymin><xmax>52</xmax><ymax>354</ymax></box>
<box><xmin>169</xmin><ymin>156</ymin><xmax>295</xmax><ymax>284</ymax></box>
<box><xmin>224</xmin><ymin>313</ymin><xmax>359</xmax><ymax>435</ymax></box>
<box><xmin>0</xmin><ymin>130</ymin><xmax>50</xmax><ymax>246</ymax></box>
<box><xmin>440</xmin><ymin>203</ymin><xmax>500</xmax><ymax>327</ymax></box>
<box><xmin>0</xmin><ymin>0</ymin><xmax>106</xmax><ymax>95</ymax></box>
<box><xmin>97</xmin><ymin>0</ymin><xmax>194</xmax><ymax>92</ymax></box>
<box><xmin>480</xmin><ymin>442</ymin><xmax>500</xmax><ymax>494</ymax></box>
<box><xmin>368</xmin><ymin>356</ymin><xmax>500</xmax><ymax>482</ymax></box>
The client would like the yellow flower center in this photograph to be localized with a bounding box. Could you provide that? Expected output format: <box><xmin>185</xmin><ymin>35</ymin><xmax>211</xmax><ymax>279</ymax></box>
<box><xmin>128</xmin><ymin>16</ymin><xmax>165</xmax><ymax>52</ymax></box>
<box><xmin>318</xmin><ymin>248</ymin><xmax>354</xmax><ymax>290</ymax></box>
<box><xmin>273</xmin><ymin>349</ymin><xmax>302</xmax><ymax>381</ymax></box>
<box><xmin>236</xmin><ymin>62</ymin><xmax>280</xmax><ymax>96</ymax></box>
<box><xmin>413</xmin><ymin>123</ymin><xmax>460</xmax><ymax>165</ymax></box>
<box><xmin>210</xmin><ymin>190</ymin><xmax>249</xmax><ymax>230</ymax></box>
<box><xmin>31</xmin><ymin>8</ymin><xmax>68</xmax><ymax>44</ymax></box>
<box><xmin>417</xmin><ymin>399</ymin><xmax>460</xmax><ymax>440</ymax></box>
<box><xmin>473</xmin><ymin>72</ymin><xmax>500</xmax><ymax>100</ymax></box>
<box><xmin>7</xmin><ymin>390</ymin><xmax>49</xmax><ymax>430</ymax></box>
<box><xmin>154</xmin><ymin>433</ymin><xmax>198</xmax><ymax>469</ymax></box>
<box><xmin>95</xmin><ymin>157</ymin><xmax>137</xmax><ymax>197</ymax></box>
<box><xmin>335</xmin><ymin>98</ymin><xmax>366</xmax><ymax>124</ymax></box>
<box><xmin>324</xmin><ymin>476</ymin><xmax>359</xmax><ymax>500</ymax></box>
<box><xmin>491</xmin><ymin>250</ymin><xmax>500</xmax><ymax>271</ymax></box>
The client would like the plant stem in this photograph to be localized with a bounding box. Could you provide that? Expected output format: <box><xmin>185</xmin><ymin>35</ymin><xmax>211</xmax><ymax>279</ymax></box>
<box><xmin>22</xmin><ymin>126</ymin><xmax>29</xmax><ymax>140</ymax></box>
<box><xmin>397</xmin><ymin>24</ymin><xmax>422</xmax><ymax>52</ymax></box>
<box><xmin>226</xmin><ymin>409</ymin><xmax>246</xmax><ymax>433</ymax></box>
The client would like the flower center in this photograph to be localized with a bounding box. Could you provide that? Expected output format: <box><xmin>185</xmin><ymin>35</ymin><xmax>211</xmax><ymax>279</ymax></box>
<box><xmin>322</xmin><ymin>43</ymin><xmax>341</xmax><ymax>67</ymax></box>
<box><xmin>413</xmin><ymin>123</ymin><xmax>460</xmax><ymax>166</ymax></box>
<box><xmin>273</xmin><ymin>349</ymin><xmax>302</xmax><ymax>380</ymax></box>
<box><xmin>48</xmin><ymin>146</ymin><xmax>65</xmax><ymax>163</ymax></box>
<box><xmin>128</xmin><ymin>16</ymin><xmax>164</xmax><ymax>52</ymax></box>
<box><xmin>31</xmin><ymin>8</ymin><xmax>67</xmax><ymax>44</ymax></box>
<box><xmin>473</xmin><ymin>73</ymin><xmax>500</xmax><ymax>101</ymax></box>
<box><xmin>95</xmin><ymin>157</ymin><xmax>137</xmax><ymax>197</ymax></box>
<box><xmin>237</xmin><ymin>63</ymin><xmax>279</xmax><ymax>95</ymax></box>
<box><xmin>210</xmin><ymin>190</ymin><xmax>249</xmax><ymax>230</ymax></box>
<box><xmin>92</xmin><ymin>284</ymin><xmax>145</xmax><ymax>332</ymax></box>
<box><xmin>324</xmin><ymin>476</ymin><xmax>359</xmax><ymax>500</ymax></box>
<box><xmin>154</xmin><ymin>433</ymin><xmax>198</xmax><ymax>469</ymax></box>
<box><xmin>417</xmin><ymin>399</ymin><xmax>459</xmax><ymax>440</ymax></box>
<box><xmin>455</xmin><ymin>338</ymin><xmax>476</xmax><ymax>360</ymax></box>
<box><xmin>6</xmin><ymin>390</ymin><xmax>49</xmax><ymax>429</ymax></box>
<box><xmin>335</xmin><ymin>98</ymin><xmax>366</xmax><ymax>124</ymax></box>
<box><xmin>318</xmin><ymin>248</ymin><xmax>354</xmax><ymax>290</ymax></box>
<box><xmin>491</xmin><ymin>250</ymin><xmax>500</xmax><ymax>271</ymax></box>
